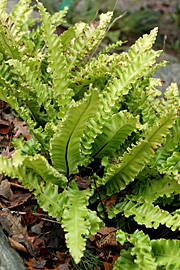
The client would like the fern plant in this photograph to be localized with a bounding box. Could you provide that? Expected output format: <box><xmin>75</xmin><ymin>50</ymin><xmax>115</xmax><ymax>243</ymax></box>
<box><xmin>0</xmin><ymin>0</ymin><xmax>180</xmax><ymax>267</ymax></box>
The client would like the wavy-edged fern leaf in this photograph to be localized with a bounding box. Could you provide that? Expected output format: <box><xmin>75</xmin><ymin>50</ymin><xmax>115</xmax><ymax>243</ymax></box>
<box><xmin>110</xmin><ymin>197</ymin><xmax>180</xmax><ymax>230</ymax></box>
<box><xmin>151</xmin><ymin>239</ymin><xmax>180</xmax><ymax>270</ymax></box>
<box><xmin>0</xmin><ymin>154</ymin><xmax>67</xmax><ymax>221</ymax></box>
<box><xmin>127</xmin><ymin>27</ymin><xmax>158</xmax><ymax>61</ymax></box>
<box><xmin>38</xmin><ymin>2</ymin><xmax>69</xmax><ymax>99</ymax></box>
<box><xmin>160</xmin><ymin>151</ymin><xmax>180</xmax><ymax>179</ymax></box>
<box><xmin>100</xmin><ymin>108</ymin><xmax>177</xmax><ymax>195</ymax></box>
<box><xmin>91</xmin><ymin>111</ymin><xmax>138</xmax><ymax>159</ymax></box>
<box><xmin>87</xmin><ymin>210</ymin><xmax>104</xmax><ymax>236</ymax></box>
<box><xmin>7</xmin><ymin>59</ymin><xmax>53</xmax><ymax>107</ymax></box>
<box><xmin>12</xmin><ymin>152</ymin><xmax>67</xmax><ymax>187</ymax></box>
<box><xmin>51</xmin><ymin>89</ymin><xmax>100</xmax><ymax>175</ymax></box>
<box><xmin>131</xmin><ymin>172</ymin><xmax>180</xmax><ymax>203</ymax></box>
<box><xmin>9</xmin><ymin>0</ymin><xmax>33</xmax><ymax>33</ymax></box>
<box><xmin>62</xmin><ymin>181</ymin><xmax>92</xmax><ymax>264</ymax></box>
<box><xmin>115</xmin><ymin>229</ymin><xmax>157</xmax><ymax>270</ymax></box>
<box><xmin>0</xmin><ymin>0</ymin><xmax>7</xmax><ymax>20</ymax></box>
<box><xmin>113</xmin><ymin>249</ymin><xmax>139</xmax><ymax>270</ymax></box>
<box><xmin>151</xmin><ymin>118</ymin><xmax>180</xmax><ymax>169</ymax></box>
<box><xmin>115</xmin><ymin>230</ymin><xmax>180</xmax><ymax>270</ymax></box>
<box><xmin>34</xmin><ymin>182</ymin><xmax>67</xmax><ymax>220</ymax></box>
<box><xmin>129</xmin><ymin>230</ymin><xmax>157</xmax><ymax>270</ymax></box>
<box><xmin>0</xmin><ymin>22</ymin><xmax>20</xmax><ymax>59</ymax></box>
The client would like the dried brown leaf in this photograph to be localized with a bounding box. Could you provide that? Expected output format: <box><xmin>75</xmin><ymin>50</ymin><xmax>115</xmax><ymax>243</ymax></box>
<box><xmin>95</xmin><ymin>232</ymin><xmax>118</xmax><ymax>248</ymax></box>
<box><xmin>13</xmin><ymin>117</ymin><xmax>33</xmax><ymax>140</ymax></box>
<box><xmin>98</xmin><ymin>227</ymin><xmax>117</xmax><ymax>235</ymax></box>
<box><xmin>102</xmin><ymin>261</ymin><xmax>113</xmax><ymax>270</ymax></box>
<box><xmin>74</xmin><ymin>175</ymin><xmax>92</xmax><ymax>190</ymax></box>
<box><xmin>1</xmin><ymin>147</ymin><xmax>15</xmax><ymax>159</ymax></box>
<box><xmin>8</xmin><ymin>192</ymin><xmax>32</xmax><ymax>209</ymax></box>
<box><xmin>0</xmin><ymin>179</ymin><xmax>13</xmax><ymax>200</ymax></box>
<box><xmin>9</xmin><ymin>237</ymin><xmax>28</xmax><ymax>253</ymax></box>
<box><xmin>102</xmin><ymin>193</ymin><xmax>118</xmax><ymax>211</ymax></box>
<box><xmin>56</xmin><ymin>252</ymin><xmax>71</xmax><ymax>264</ymax></box>
<box><xmin>0</xmin><ymin>118</ymin><xmax>10</xmax><ymax>134</ymax></box>
<box><xmin>25</xmin><ymin>258</ymin><xmax>60</xmax><ymax>270</ymax></box>
<box><xmin>0</xmin><ymin>208</ymin><xmax>27</xmax><ymax>238</ymax></box>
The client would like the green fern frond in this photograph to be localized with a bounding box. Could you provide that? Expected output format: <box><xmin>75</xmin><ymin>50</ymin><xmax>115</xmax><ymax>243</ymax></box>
<box><xmin>62</xmin><ymin>181</ymin><xmax>92</xmax><ymax>264</ymax></box>
<box><xmin>87</xmin><ymin>210</ymin><xmax>104</xmax><ymax>236</ymax></box>
<box><xmin>71</xmin><ymin>53</ymin><xmax>115</xmax><ymax>94</ymax></box>
<box><xmin>113</xmin><ymin>249</ymin><xmax>139</xmax><ymax>270</ymax></box>
<box><xmin>0</xmin><ymin>22</ymin><xmax>20</xmax><ymax>59</ymax></box>
<box><xmin>126</xmin><ymin>78</ymin><xmax>162</xmax><ymax>126</ymax></box>
<box><xmin>17</xmin><ymin>153</ymin><xmax>67</xmax><ymax>187</ymax></box>
<box><xmin>65</xmin><ymin>12</ymin><xmax>113</xmax><ymax>69</ymax></box>
<box><xmin>101</xmin><ymin>40</ymin><xmax>125</xmax><ymax>54</ymax></box>
<box><xmin>91</xmin><ymin>111</ymin><xmax>138</xmax><ymax>159</ymax></box>
<box><xmin>38</xmin><ymin>2</ymin><xmax>73</xmax><ymax>118</ymax></box>
<box><xmin>115</xmin><ymin>230</ymin><xmax>180</xmax><ymax>270</ymax></box>
<box><xmin>0</xmin><ymin>154</ymin><xmax>67</xmax><ymax>221</ymax></box>
<box><xmin>127</xmin><ymin>27</ymin><xmax>158</xmax><ymax>61</ymax></box>
<box><xmin>115</xmin><ymin>50</ymin><xmax>161</xmax><ymax>95</ymax></box>
<box><xmin>100</xmin><ymin>108</ymin><xmax>177</xmax><ymax>195</ymax></box>
<box><xmin>144</xmin><ymin>60</ymin><xmax>168</xmax><ymax>78</ymax></box>
<box><xmin>51</xmin><ymin>8</ymin><xmax>69</xmax><ymax>27</ymax></box>
<box><xmin>132</xmin><ymin>174</ymin><xmax>180</xmax><ymax>203</ymax></box>
<box><xmin>0</xmin><ymin>0</ymin><xmax>7</xmax><ymax>20</ymax></box>
<box><xmin>51</xmin><ymin>89</ymin><xmax>100</xmax><ymax>176</ymax></box>
<box><xmin>34</xmin><ymin>182</ymin><xmax>67</xmax><ymax>220</ymax></box>
<box><xmin>7</xmin><ymin>59</ymin><xmax>53</xmax><ymax>107</ymax></box>
<box><xmin>151</xmin><ymin>118</ymin><xmax>180</xmax><ymax>169</ymax></box>
<box><xmin>111</xmin><ymin>198</ymin><xmax>180</xmax><ymax>230</ymax></box>
<box><xmin>119</xmin><ymin>230</ymin><xmax>157</xmax><ymax>270</ymax></box>
<box><xmin>0</xmin><ymin>84</ymin><xmax>47</xmax><ymax>149</ymax></box>
<box><xmin>160</xmin><ymin>151</ymin><xmax>180</xmax><ymax>178</ymax></box>
<box><xmin>38</xmin><ymin>2</ymin><xmax>69</xmax><ymax>92</ymax></box>
<box><xmin>0</xmin><ymin>0</ymin><xmax>6</xmax><ymax>12</ymax></box>
<box><xmin>151</xmin><ymin>239</ymin><xmax>180</xmax><ymax>269</ymax></box>
<box><xmin>0</xmin><ymin>155</ymin><xmax>20</xmax><ymax>179</ymax></box>
<box><xmin>9</xmin><ymin>0</ymin><xmax>33</xmax><ymax>32</ymax></box>
<box><xmin>162</xmin><ymin>82</ymin><xmax>180</xmax><ymax>111</ymax></box>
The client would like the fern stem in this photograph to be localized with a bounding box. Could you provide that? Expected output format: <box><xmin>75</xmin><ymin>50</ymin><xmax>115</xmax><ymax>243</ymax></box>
<box><xmin>92</xmin><ymin>173</ymin><xmax>108</xmax><ymax>220</ymax></box>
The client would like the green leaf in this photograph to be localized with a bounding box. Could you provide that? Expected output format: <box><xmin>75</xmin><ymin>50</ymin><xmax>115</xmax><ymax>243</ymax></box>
<box><xmin>151</xmin><ymin>117</ymin><xmax>180</xmax><ymax>170</ymax></box>
<box><xmin>91</xmin><ymin>111</ymin><xmax>137</xmax><ymax>158</ymax></box>
<box><xmin>111</xmin><ymin>198</ymin><xmax>180</xmax><ymax>230</ymax></box>
<box><xmin>62</xmin><ymin>181</ymin><xmax>92</xmax><ymax>264</ymax></box>
<box><xmin>101</xmin><ymin>108</ymin><xmax>177</xmax><ymax>195</ymax></box>
<box><xmin>152</xmin><ymin>239</ymin><xmax>180</xmax><ymax>270</ymax></box>
<box><xmin>87</xmin><ymin>210</ymin><xmax>104</xmax><ymax>236</ymax></box>
<box><xmin>132</xmin><ymin>173</ymin><xmax>180</xmax><ymax>203</ymax></box>
<box><xmin>51</xmin><ymin>89</ymin><xmax>100</xmax><ymax>175</ymax></box>
<box><xmin>129</xmin><ymin>230</ymin><xmax>157</xmax><ymax>270</ymax></box>
<box><xmin>113</xmin><ymin>249</ymin><xmax>139</xmax><ymax>270</ymax></box>
<box><xmin>22</xmin><ymin>154</ymin><xmax>67</xmax><ymax>187</ymax></box>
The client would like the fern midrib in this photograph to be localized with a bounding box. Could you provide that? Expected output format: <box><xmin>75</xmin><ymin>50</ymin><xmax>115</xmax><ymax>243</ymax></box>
<box><xmin>154</xmin><ymin>253</ymin><xmax>180</xmax><ymax>260</ymax></box>
<box><xmin>93</xmin><ymin>122</ymin><xmax>132</xmax><ymax>158</ymax></box>
<box><xmin>65</xmin><ymin>94</ymin><xmax>93</xmax><ymax>176</ymax></box>
<box><xmin>37</xmin><ymin>185</ymin><xmax>63</xmax><ymax>218</ymax></box>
